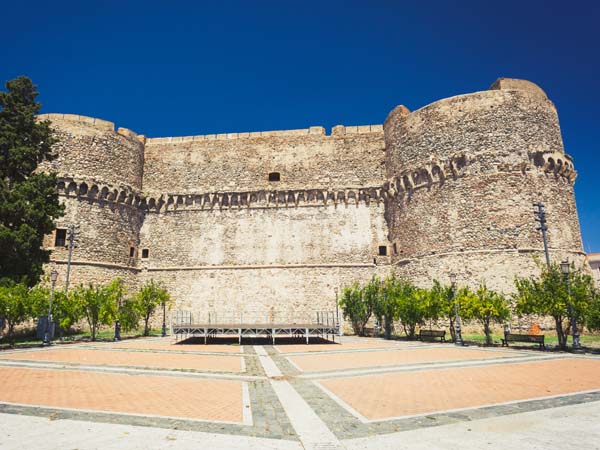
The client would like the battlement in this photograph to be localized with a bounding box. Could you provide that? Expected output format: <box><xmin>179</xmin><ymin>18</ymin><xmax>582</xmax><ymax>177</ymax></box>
<box><xmin>145</xmin><ymin>124</ymin><xmax>382</xmax><ymax>145</ymax></box>
<box><xmin>38</xmin><ymin>113</ymin><xmax>115</xmax><ymax>131</ymax></box>
<box><xmin>38</xmin><ymin>113</ymin><xmax>145</xmax><ymax>143</ymax></box>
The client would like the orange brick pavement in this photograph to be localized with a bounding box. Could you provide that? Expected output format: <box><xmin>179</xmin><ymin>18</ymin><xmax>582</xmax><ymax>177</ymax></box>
<box><xmin>275</xmin><ymin>340</ymin><xmax>401</xmax><ymax>354</ymax></box>
<box><xmin>289</xmin><ymin>347</ymin><xmax>514</xmax><ymax>372</ymax></box>
<box><xmin>103</xmin><ymin>340</ymin><xmax>242</xmax><ymax>353</ymax></box>
<box><xmin>0</xmin><ymin>348</ymin><xmax>243</xmax><ymax>372</ymax></box>
<box><xmin>319</xmin><ymin>358</ymin><xmax>600</xmax><ymax>420</ymax></box>
<box><xmin>0</xmin><ymin>366</ymin><xmax>244</xmax><ymax>422</ymax></box>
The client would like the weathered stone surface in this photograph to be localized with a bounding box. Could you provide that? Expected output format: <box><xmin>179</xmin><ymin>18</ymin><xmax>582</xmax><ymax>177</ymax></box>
<box><xmin>40</xmin><ymin>79</ymin><xmax>585</xmax><ymax>320</ymax></box>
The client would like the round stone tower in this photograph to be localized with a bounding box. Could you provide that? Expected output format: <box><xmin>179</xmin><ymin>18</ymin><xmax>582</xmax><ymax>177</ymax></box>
<box><xmin>383</xmin><ymin>78</ymin><xmax>584</xmax><ymax>291</ymax></box>
<box><xmin>39</xmin><ymin>114</ymin><xmax>145</xmax><ymax>288</ymax></box>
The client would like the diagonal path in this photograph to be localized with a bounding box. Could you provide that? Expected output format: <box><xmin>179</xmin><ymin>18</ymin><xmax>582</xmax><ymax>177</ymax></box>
<box><xmin>254</xmin><ymin>346</ymin><xmax>344</xmax><ymax>450</ymax></box>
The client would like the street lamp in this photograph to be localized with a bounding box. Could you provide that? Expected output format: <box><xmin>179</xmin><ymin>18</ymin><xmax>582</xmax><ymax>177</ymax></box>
<box><xmin>334</xmin><ymin>287</ymin><xmax>340</xmax><ymax>336</ymax></box>
<box><xmin>161</xmin><ymin>299</ymin><xmax>167</xmax><ymax>337</ymax></box>
<box><xmin>114</xmin><ymin>292</ymin><xmax>122</xmax><ymax>342</ymax></box>
<box><xmin>560</xmin><ymin>260</ymin><xmax>582</xmax><ymax>352</ymax></box>
<box><xmin>43</xmin><ymin>269</ymin><xmax>59</xmax><ymax>346</ymax></box>
<box><xmin>450</xmin><ymin>273</ymin><xmax>463</xmax><ymax>346</ymax></box>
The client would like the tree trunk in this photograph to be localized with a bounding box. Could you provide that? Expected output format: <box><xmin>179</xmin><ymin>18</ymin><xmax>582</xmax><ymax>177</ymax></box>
<box><xmin>554</xmin><ymin>316</ymin><xmax>567</xmax><ymax>350</ymax></box>
<box><xmin>408</xmin><ymin>324</ymin><xmax>416</xmax><ymax>340</ymax></box>
<box><xmin>144</xmin><ymin>315</ymin><xmax>151</xmax><ymax>336</ymax></box>
<box><xmin>483</xmin><ymin>320</ymin><xmax>492</xmax><ymax>346</ymax></box>
<box><xmin>384</xmin><ymin>315</ymin><xmax>392</xmax><ymax>340</ymax></box>
<box><xmin>8</xmin><ymin>322</ymin><xmax>15</xmax><ymax>346</ymax></box>
<box><xmin>91</xmin><ymin>323</ymin><xmax>96</xmax><ymax>341</ymax></box>
<box><xmin>449</xmin><ymin>317</ymin><xmax>456</xmax><ymax>342</ymax></box>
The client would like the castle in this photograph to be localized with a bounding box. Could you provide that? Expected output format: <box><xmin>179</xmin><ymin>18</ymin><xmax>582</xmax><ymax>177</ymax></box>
<box><xmin>40</xmin><ymin>78</ymin><xmax>585</xmax><ymax>320</ymax></box>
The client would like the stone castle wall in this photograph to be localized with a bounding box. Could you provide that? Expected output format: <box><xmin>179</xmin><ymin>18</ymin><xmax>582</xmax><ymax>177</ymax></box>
<box><xmin>38</xmin><ymin>115</ymin><xmax>145</xmax><ymax>289</ymax></box>
<box><xmin>138</xmin><ymin>200</ymin><xmax>389</xmax><ymax>316</ymax></box>
<box><xmin>39</xmin><ymin>78</ymin><xmax>587</xmax><ymax>324</ymax></box>
<box><xmin>383</xmin><ymin>80</ymin><xmax>584</xmax><ymax>292</ymax></box>
<box><xmin>142</xmin><ymin>125</ymin><xmax>384</xmax><ymax>195</ymax></box>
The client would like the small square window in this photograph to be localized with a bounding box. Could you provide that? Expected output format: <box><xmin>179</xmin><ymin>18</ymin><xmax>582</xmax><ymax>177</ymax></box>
<box><xmin>55</xmin><ymin>229</ymin><xmax>67</xmax><ymax>247</ymax></box>
<box><xmin>378</xmin><ymin>245</ymin><xmax>387</xmax><ymax>256</ymax></box>
<box><xmin>141</xmin><ymin>249</ymin><xmax>149</xmax><ymax>259</ymax></box>
<box><xmin>129</xmin><ymin>247</ymin><xmax>135</xmax><ymax>257</ymax></box>
<box><xmin>268</xmin><ymin>172</ymin><xmax>280</xmax><ymax>182</ymax></box>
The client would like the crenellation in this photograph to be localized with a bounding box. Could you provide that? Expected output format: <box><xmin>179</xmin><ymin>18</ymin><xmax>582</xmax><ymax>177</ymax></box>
<box><xmin>42</xmin><ymin>78</ymin><xmax>586</xmax><ymax>318</ymax></box>
<box><xmin>38</xmin><ymin>113</ymin><xmax>115</xmax><ymax>131</ymax></box>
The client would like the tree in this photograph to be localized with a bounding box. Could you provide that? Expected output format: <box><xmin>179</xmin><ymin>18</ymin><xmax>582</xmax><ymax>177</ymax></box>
<box><xmin>106</xmin><ymin>278</ymin><xmax>141</xmax><ymax>333</ymax></box>
<box><xmin>374</xmin><ymin>275</ymin><xmax>396</xmax><ymax>339</ymax></box>
<box><xmin>339</xmin><ymin>282</ymin><xmax>372</xmax><ymax>336</ymax></box>
<box><xmin>389</xmin><ymin>278</ymin><xmax>423</xmax><ymax>339</ymax></box>
<box><xmin>462</xmin><ymin>284</ymin><xmax>510</xmax><ymax>345</ymax></box>
<box><xmin>514</xmin><ymin>262</ymin><xmax>596</xmax><ymax>350</ymax></box>
<box><xmin>0</xmin><ymin>77</ymin><xmax>64</xmax><ymax>286</ymax></box>
<box><xmin>135</xmin><ymin>280</ymin><xmax>171</xmax><ymax>336</ymax></box>
<box><xmin>0</xmin><ymin>280</ymin><xmax>31</xmax><ymax>344</ymax></box>
<box><xmin>73</xmin><ymin>284</ymin><xmax>116</xmax><ymax>341</ymax></box>
<box><xmin>586</xmin><ymin>289</ymin><xmax>600</xmax><ymax>333</ymax></box>
<box><xmin>119</xmin><ymin>298</ymin><xmax>142</xmax><ymax>332</ymax></box>
<box><xmin>29</xmin><ymin>286</ymin><xmax>82</xmax><ymax>338</ymax></box>
<box><xmin>430</xmin><ymin>280</ymin><xmax>458</xmax><ymax>341</ymax></box>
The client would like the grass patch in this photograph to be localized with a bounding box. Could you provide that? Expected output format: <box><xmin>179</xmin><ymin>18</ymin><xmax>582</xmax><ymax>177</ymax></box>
<box><xmin>462</xmin><ymin>333</ymin><xmax>600</xmax><ymax>348</ymax></box>
<box><xmin>0</xmin><ymin>327</ymin><xmax>163</xmax><ymax>350</ymax></box>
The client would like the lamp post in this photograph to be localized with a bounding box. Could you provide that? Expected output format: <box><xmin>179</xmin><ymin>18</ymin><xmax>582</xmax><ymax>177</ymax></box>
<box><xmin>114</xmin><ymin>291</ymin><xmax>122</xmax><ymax>342</ymax></box>
<box><xmin>334</xmin><ymin>287</ymin><xmax>341</xmax><ymax>337</ymax></box>
<box><xmin>43</xmin><ymin>269</ymin><xmax>59</xmax><ymax>346</ymax></box>
<box><xmin>450</xmin><ymin>273</ymin><xmax>463</xmax><ymax>346</ymax></box>
<box><xmin>560</xmin><ymin>260</ymin><xmax>582</xmax><ymax>353</ymax></box>
<box><xmin>161</xmin><ymin>300</ymin><xmax>167</xmax><ymax>337</ymax></box>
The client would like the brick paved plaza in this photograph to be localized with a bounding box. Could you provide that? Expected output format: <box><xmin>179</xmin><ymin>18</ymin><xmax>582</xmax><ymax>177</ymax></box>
<box><xmin>0</xmin><ymin>337</ymin><xmax>599</xmax><ymax>449</ymax></box>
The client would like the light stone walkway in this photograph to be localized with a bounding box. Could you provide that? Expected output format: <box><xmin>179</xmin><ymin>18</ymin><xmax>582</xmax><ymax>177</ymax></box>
<box><xmin>342</xmin><ymin>400</ymin><xmax>600</xmax><ymax>450</ymax></box>
<box><xmin>255</xmin><ymin>345</ymin><xmax>344</xmax><ymax>450</ymax></box>
<box><xmin>0</xmin><ymin>413</ymin><xmax>303</xmax><ymax>450</ymax></box>
<box><xmin>1</xmin><ymin>400</ymin><xmax>599</xmax><ymax>449</ymax></box>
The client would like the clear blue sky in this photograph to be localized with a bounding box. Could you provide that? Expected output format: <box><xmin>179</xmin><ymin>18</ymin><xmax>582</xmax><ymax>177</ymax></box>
<box><xmin>3</xmin><ymin>0</ymin><xmax>599</xmax><ymax>251</ymax></box>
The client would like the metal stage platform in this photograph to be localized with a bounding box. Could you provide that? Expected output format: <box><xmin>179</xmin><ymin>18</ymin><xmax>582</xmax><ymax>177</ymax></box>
<box><xmin>172</xmin><ymin>311</ymin><xmax>341</xmax><ymax>344</ymax></box>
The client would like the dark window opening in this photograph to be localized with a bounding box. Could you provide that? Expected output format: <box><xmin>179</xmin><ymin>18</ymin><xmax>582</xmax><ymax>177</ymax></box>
<box><xmin>393</xmin><ymin>243</ymin><xmax>398</xmax><ymax>255</ymax></box>
<box><xmin>378</xmin><ymin>245</ymin><xmax>387</xmax><ymax>256</ymax></box>
<box><xmin>141</xmin><ymin>249</ymin><xmax>149</xmax><ymax>259</ymax></box>
<box><xmin>129</xmin><ymin>247</ymin><xmax>135</xmax><ymax>257</ymax></box>
<box><xmin>55</xmin><ymin>229</ymin><xmax>67</xmax><ymax>247</ymax></box>
<box><xmin>268</xmin><ymin>172</ymin><xmax>280</xmax><ymax>182</ymax></box>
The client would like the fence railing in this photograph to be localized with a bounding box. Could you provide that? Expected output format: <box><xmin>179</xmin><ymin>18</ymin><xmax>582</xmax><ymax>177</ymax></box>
<box><xmin>172</xmin><ymin>310</ymin><xmax>339</xmax><ymax>327</ymax></box>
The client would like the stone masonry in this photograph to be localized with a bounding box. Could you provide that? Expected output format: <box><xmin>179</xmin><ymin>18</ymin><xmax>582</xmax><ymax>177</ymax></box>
<box><xmin>39</xmin><ymin>78</ymin><xmax>585</xmax><ymax>320</ymax></box>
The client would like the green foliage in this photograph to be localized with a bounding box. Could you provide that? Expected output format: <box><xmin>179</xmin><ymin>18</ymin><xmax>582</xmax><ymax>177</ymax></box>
<box><xmin>135</xmin><ymin>280</ymin><xmax>171</xmax><ymax>336</ymax></box>
<box><xmin>392</xmin><ymin>280</ymin><xmax>425</xmax><ymax>339</ymax></box>
<box><xmin>0</xmin><ymin>77</ymin><xmax>64</xmax><ymax>285</ymax></box>
<box><xmin>514</xmin><ymin>262</ymin><xmax>596</xmax><ymax>350</ymax></box>
<box><xmin>339</xmin><ymin>282</ymin><xmax>371</xmax><ymax>336</ymax></box>
<box><xmin>28</xmin><ymin>284</ymin><xmax>82</xmax><ymax>334</ymax></box>
<box><xmin>106</xmin><ymin>277</ymin><xmax>141</xmax><ymax>333</ymax></box>
<box><xmin>72</xmin><ymin>284</ymin><xmax>117</xmax><ymax>341</ymax></box>
<box><xmin>584</xmin><ymin>289</ymin><xmax>600</xmax><ymax>333</ymax></box>
<box><xmin>119</xmin><ymin>299</ymin><xmax>141</xmax><ymax>332</ymax></box>
<box><xmin>462</xmin><ymin>284</ymin><xmax>510</xmax><ymax>345</ymax></box>
<box><xmin>0</xmin><ymin>280</ymin><xmax>31</xmax><ymax>343</ymax></box>
<box><xmin>429</xmin><ymin>280</ymin><xmax>458</xmax><ymax>341</ymax></box>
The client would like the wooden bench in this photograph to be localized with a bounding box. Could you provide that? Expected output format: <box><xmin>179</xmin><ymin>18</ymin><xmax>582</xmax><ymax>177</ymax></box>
<box><xmin>501</xmin><ymin>333</ymin><xmax>545</xmax><ymax>350</ymax></box>
<box><xmin>418</xmin><ymin>329</ymin><xmax>446</xmax><ymax>342</ymax></box>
